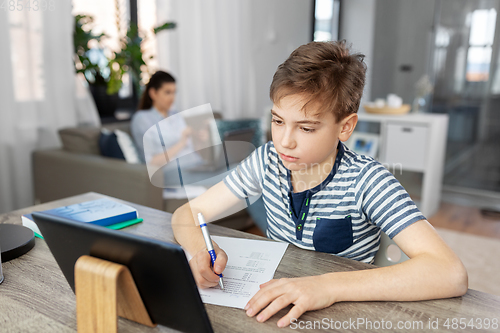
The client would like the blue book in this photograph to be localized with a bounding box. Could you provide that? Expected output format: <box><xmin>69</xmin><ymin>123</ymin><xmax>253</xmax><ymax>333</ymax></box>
<box><xmin>23</xmin><ymin>199</ymin><xmax>138</xmax><ymax>236</ymax></box>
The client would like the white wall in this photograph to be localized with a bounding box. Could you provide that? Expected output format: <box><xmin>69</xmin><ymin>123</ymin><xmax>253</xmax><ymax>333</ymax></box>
<box><xmin>156</xmin><ymin>0</ymin><xmax>313</xmax><ymax>120</ymax></box>
<box><xmin>339</xmin><ymin>0</ymin><xmax>376</xmax><ymax>107</ymax></box>
<box><xmin>371</xmin><ymin>0</ymin><xmax>435</xmax><ymax>104</ymax></box>
<box><xmin>250</xmin><ymin>0</ymin><xmax>314</xmax><ymax>118</ymax></box>
<box><xmin>340</xmin><ymin>0</ymin><xmax>436</xmax><ymax>106</ymax></box>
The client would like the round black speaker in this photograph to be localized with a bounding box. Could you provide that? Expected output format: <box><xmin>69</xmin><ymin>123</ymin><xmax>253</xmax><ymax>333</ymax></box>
<box><xmin>0</xmin><ymin>224</ymin><xmax>35</xmax><ymax>262</ymax></box>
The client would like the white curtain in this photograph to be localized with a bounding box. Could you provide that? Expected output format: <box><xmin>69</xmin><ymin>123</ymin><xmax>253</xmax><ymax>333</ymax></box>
<box><xmin>0</xmin><ymin>2</ymin><xmax>100</xmax><ymax>213</ymax></box>
<box><xmin>155</xmin><ymin>0</ymin><xmax>256</xmax><ymax>120</ymax></box>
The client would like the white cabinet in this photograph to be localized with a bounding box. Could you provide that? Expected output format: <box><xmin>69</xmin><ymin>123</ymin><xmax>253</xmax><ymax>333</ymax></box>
<box><xmin>354</xmin><ymin>113</ymin><xmax>449</xmax><ymax>218</ymax></box>
<box><xmin>385</xmin><ymin>123</ymin><xmax>428</xmax><ymax>172</ymax></box>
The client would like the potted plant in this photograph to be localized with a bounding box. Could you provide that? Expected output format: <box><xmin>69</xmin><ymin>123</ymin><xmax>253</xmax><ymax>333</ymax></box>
<box><xmin>110</xmin><ymin>21</ymin><xmax>176</xmax><ymax>109</ymax></box>
<box><xmin>73</xmin><ymin>14</ymin><xmax>176</xmax><ymax>118</ymax></box>
<box><xmin>74</xmin><ymin>14</ymin><xmax>121</xmax><ymax>117</ymax></box>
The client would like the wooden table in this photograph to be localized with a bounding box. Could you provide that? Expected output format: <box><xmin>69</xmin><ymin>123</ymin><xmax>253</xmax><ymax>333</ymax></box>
<box><xmin>1</xmin><ymin>192</ymin><xmax>499</xmax><ymax>332</ymax></box>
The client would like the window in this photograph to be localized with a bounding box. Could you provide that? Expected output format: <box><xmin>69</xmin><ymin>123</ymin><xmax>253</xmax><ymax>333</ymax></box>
<box><xmin>466</xmin><ymin>8</ymin><xmax>496</xmax><ymax>82</ymax></box>
<box><xmin>9</xmin><ymin>10</ymin><xmax>45</xmax><ymax>101</ymax></box>
<box><xmin>313</xmin><ymin>0</ymin><xmax>340</xmax><ymax>42</ymax></box>
<box><xmin>137</xmin><ymin>0</ymin><xmax>159</xmax><ymax>84</ymax></box>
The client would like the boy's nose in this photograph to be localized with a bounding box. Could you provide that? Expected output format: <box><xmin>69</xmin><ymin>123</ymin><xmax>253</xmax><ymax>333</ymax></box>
<box><xmin>280</xmin><ymin>130</ymin><xmax>296</xmax><ymax>149</ymax></box>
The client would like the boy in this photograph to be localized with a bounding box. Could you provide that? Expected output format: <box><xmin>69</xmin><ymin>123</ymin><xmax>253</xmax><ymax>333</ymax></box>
<box><xmin>172</xmin><ymin>40</ymin><xmax>467</xmax><ymax>328</ymax></box>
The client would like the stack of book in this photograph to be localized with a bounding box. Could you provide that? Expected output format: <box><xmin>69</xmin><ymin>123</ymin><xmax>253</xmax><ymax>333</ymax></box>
<box><xmin>22</xmin><ymin>198</ymin><xmax>143</xmax><ymax>239</ymax></box>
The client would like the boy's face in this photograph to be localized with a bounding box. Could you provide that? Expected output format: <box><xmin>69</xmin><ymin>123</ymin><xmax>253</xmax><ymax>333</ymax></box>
<box><xmin>271</xmin><ymin>94</ymin><xmax>355</xmax><ymax>172</ymax></box>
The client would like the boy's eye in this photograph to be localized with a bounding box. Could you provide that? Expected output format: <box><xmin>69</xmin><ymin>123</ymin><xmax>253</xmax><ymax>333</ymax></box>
<box><xmin>272</xmin><ymin>118</ymin><xmax>315</xmax><ymax>133</ymax></box>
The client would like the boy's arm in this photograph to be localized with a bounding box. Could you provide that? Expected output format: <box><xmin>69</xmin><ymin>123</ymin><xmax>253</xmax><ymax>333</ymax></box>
<box><xmin>245</xmin><ymin>219</ymin><xmax>468</xmax><ymax>328</ymax></box>
<box><xmin>172</xmin><ymin>180</ymin><xmax>248</xmax><ymax>287</ymax></box>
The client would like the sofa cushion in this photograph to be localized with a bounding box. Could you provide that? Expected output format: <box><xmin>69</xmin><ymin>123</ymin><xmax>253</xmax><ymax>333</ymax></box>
<box><xmin>99</xmin><ymin>129</ymin><xmax>126</xmax><ymax>160</ymax></box>
<box><xmin>114</xmin><ymin>129</ymin><xmax>141</xmax><ymax>164</ymax></box>
<box><xmin>58</xmin><ymin>127</ymin><xmax>101</xmax><ymax>155</ymax></box>
<box><xmin>102</xmin><ymin>121</ymin><xmax>132</xmax><ymax>135</ymax></box>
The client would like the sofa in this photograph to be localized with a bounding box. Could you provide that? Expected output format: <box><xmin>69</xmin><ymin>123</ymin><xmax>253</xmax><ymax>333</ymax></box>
<box><xmin>32</xmin><ymin>118</ymin><xmax>265</xmax><ymax>230</ymax></box>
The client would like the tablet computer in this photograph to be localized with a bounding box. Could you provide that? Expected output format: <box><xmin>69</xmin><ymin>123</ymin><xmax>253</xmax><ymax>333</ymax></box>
<box><xmin>32</xmin><ymin>211</ymin><xmax>213</xmax><ymax>333</ymax></box>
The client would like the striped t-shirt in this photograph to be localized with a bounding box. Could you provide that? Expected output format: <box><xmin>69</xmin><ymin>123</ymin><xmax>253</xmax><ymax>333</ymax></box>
<box><xmin>223</xmin><ymin>140</ymin><xmax>426</xmax><ymax>263</ymax></box>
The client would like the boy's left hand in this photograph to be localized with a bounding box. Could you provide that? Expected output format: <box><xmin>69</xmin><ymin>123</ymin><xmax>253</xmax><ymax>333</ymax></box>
<box><xmin>244</xmin><ymin>274</ymin><xmax>336</xmax><ymax>328</ymax></box>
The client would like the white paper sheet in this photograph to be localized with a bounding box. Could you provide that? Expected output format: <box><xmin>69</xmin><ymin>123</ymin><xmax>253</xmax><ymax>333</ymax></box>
<box><xmin>198</xmin><ymin>236</ymin><xmax>289</xmax><ymax>309</ymax></box>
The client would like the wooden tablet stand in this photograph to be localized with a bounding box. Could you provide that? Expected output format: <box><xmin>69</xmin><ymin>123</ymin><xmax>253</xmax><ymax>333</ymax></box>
<box><xmin>74</xmin><ymin>255</ymin><xmax>157</xmax><ymax>333</ymax></box>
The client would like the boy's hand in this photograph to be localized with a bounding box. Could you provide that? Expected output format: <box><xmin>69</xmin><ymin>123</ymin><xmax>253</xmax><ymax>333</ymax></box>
<box><xmin>189</xmin><ymin>243</ymin><xmax>227</xmax><ymax>289</ymax></box>
<box><xmin>244</xmin><ymin>275</ymin><xmax>337</xmax><ymax>328</ymax></box>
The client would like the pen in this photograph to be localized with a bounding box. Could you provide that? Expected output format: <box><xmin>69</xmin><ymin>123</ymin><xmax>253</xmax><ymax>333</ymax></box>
<box><xmin>198</xmin><ymin>213</ymin><xmax>224</xmax><ymax>290</ymax></box>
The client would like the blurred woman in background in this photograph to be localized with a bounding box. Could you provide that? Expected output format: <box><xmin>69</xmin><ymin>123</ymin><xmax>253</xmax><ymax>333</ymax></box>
<box><xmin>131</xmin><ymin>71</ymin><xmax>195</xmax><ymax>165</ymax></box>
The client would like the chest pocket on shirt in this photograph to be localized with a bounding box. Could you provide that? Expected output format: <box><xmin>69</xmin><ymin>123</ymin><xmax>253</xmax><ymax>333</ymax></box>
<box><xmin>313</xmin><ymin>216</ymin><xmax>353</xmax><ymax>254</ymax></box>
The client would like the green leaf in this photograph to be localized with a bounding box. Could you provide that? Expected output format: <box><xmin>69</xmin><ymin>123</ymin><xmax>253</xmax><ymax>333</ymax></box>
<box><xmin>154</xmin><ymin>22</ymin><xmax>176</xmax><ymax>34</ymax></box>
<box><xmin>73</xmin><ymin>14</ymin><xmax>176</xmax><ymax>97</ymax></box>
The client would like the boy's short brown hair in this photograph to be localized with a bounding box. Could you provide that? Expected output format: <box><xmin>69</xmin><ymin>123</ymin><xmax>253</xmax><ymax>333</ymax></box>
<box><xmin>270</xmin><ymin>40</ymin><xmax>366</xmax><ymax>122</ymax></box>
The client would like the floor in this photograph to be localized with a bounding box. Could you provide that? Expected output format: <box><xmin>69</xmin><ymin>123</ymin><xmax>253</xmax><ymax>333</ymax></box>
<box><xmin>243</xmin><ymin>201</ymin><xmax>500</xmax><ymax>296</ymax></box>
<box><xmin>428</xmin><ymin>202</ymin><xmax>500</xmax><ymax>240</ymax></box>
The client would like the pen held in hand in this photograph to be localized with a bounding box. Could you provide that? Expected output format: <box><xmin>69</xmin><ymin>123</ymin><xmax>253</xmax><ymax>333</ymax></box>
<box><xmin>198</xmin><ymin>213</ymin><xmax>224</xmax><ymax>290</ymax></box>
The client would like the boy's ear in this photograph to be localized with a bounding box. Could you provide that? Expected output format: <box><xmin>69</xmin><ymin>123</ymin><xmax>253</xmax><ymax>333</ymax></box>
<box><xmin>338</xmin><ymin>114</ymin><xmax>358</xmax><ymax>142</ymax></box>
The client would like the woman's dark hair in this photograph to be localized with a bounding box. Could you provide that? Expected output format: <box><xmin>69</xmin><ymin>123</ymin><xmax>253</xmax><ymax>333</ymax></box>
<box><xmin>137</xmin><ymin>71</ymin><xmax>176</xmax><ymax>110</ymax></box>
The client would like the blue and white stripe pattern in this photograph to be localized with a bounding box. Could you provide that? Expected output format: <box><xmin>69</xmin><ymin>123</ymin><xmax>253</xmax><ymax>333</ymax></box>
<box><xmin>223</xmin><ymin>141</ymin><xmax>426</xmax><ymax>263</ymax></box>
